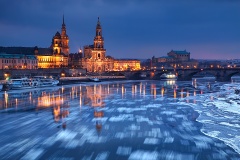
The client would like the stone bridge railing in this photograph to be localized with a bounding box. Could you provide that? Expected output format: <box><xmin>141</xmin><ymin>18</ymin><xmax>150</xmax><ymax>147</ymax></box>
<box><xmin>117</xmin><ymin>68</ymin><xmax>240</xmax><ymax>81</ymax></box>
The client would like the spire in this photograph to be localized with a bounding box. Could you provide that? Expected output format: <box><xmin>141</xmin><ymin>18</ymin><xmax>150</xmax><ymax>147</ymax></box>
<box><xmin>62</xmin><ymin>14</ymin><xmax>65</xmax><ymax>27</ymax></box>
<box><xmin>96</xmin><ymin>17</ymin><xmax>101</xmax><ymax>29</ymax></box>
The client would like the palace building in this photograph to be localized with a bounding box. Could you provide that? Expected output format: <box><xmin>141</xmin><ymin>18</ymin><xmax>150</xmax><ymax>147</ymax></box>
<box><xmin>0</xmin><ymin>16</ymin><xmax>69</xmax><ymax>69</ymax></box>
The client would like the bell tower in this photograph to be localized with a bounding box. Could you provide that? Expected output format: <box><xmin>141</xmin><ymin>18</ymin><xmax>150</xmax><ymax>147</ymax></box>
<box><xmin>94</xmin><ymin>17</ymin><xmax>104</xmax><ymax>50</ymax></box>
<box><xmin>61</xmin><ymin>15</ymin><xmax>69</xmax><ymax>55</ymax></box>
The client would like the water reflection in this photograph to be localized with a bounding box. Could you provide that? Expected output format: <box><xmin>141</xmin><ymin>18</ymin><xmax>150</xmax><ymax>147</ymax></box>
<box><xmin>0</xmin><ymin>79</ymin><xmax>219</xmax><ymax>112</ymax></box>
<box><xmin>0</xmin><ymin>80</ymin><xmax>239</xmax><ymax>159</ymax></box>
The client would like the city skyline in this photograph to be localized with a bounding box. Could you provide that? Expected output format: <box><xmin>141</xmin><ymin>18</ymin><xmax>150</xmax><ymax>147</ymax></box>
<box><xmin>0</xmin><ymin>0</ymin><xmax>239</xmax><ymax>60</ymax></box>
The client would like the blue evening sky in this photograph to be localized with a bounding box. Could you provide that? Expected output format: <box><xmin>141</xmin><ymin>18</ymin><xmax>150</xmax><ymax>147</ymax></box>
<box><xmin>0</xmin><ymin>0</ymin><xmax>239</xmax><ymax>59</ymax></box>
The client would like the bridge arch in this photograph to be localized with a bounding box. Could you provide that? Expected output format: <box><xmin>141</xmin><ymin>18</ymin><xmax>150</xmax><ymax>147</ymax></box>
<box><xmin>226</xmin><ymin>72</ymin><xmax>240</xmax><ymax>81</ymax></box>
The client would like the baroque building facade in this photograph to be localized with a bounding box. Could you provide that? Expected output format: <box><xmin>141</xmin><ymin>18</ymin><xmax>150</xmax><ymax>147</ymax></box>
<box><xmin>0</xmin><ymin>16</ymin><xmax>140</xmax><ymax>72</ymax></box>
<box><xmin>0</xmin><ymin>52</ymin><xmax>37</xmax><ymax>69</ymax></box>
<box><xmin>0</xmin><ymin>16</ymin><xmax>69</xmax><ymax>69</ymax></box>
<box><xmin>82</xmin><ymin>17</ymin><xmax>114</xmax><ymax>72</ymax></box>
<box><xmin>80</xmin><ymin>18</ymin><xmax>141</xmax><ymax>73</ymax></box>
<box><xmin>151</xmin><ymin>50</ymin><xmax>198</xmax><ymax>69</ymax></box>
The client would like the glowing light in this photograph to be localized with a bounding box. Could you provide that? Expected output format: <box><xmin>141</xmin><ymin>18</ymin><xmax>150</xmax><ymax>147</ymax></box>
<box><xmin>181</xmin><ymin>88</ymin><xmax>184</xmax><ymax>98</ymax></box>
<box><xmin>174</xmin><ymin>89</ymin><xmax>176</xmax><ymax>98</ymax></box>
<box><xmin>161</xmin><ymin>87</ymin><xmax>164</xmax><ymax>97</ymax></box>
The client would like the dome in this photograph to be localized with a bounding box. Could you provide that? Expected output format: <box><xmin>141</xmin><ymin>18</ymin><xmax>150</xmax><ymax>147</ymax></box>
<box><xmin>54</xmin><ymin>31</ymin><xmax>61</xmax><ymax>39</ymax></box>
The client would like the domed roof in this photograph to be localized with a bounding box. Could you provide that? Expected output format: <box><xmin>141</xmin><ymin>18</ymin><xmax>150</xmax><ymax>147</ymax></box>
<box><xmin>54</xmin><ymin>31</ymin><xmax>61</xmax><ymax>39</ymax></box>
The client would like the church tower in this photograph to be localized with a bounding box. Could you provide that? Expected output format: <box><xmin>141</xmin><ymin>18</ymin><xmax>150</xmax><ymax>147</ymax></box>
<box><xmin>83</xmin><ymin>17</ymin><xmax>111</xmax><ymax>73</ymax></box>
<box><xmin>51</xmin><ymin>15</ymin><xmax>69</xmax><ymax>55</ymax></box>
<box><xmin>61</xmin><ymin>15</ymin><xmax>69</xmax><ymax>55</ymax></box>
<box><xmin>52</xmin><ymin>31</ymin><xmax>62</xmax><ymax>54</ymax></box>
<box><xmin>94</xmin><ymin>17</ymin><xmax>104</xmax><ymax>49</ymax></box>
<box><xmin>93</xmin><ymin>17</ymin><xmax>105</xmax><ymax>60</ymax></box>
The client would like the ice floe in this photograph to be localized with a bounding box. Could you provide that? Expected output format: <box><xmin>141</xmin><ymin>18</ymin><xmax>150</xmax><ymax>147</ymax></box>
<box><xmin>116</xmin><ymin>146</ymin><xmax>132</xmax><ymax>156</ymax></box>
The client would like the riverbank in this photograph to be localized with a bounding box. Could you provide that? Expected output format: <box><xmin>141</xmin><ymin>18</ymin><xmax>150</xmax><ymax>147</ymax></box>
<box><xmin>59</xmin><ymin>76</ymin><xmax>126</xmax><ymax>84</ymax></box>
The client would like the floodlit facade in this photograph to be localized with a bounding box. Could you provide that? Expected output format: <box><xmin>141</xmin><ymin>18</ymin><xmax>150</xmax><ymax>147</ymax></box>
<box><xmin>0</xmin><ymin>17</ymin><xmax>140</xmax><ymax>71</ymax></box>
<box><xmin>81</xmin><ymin>18</ymin><xmax>141</xmax><ymax>73</ymax></box>
<box><xmin>0</xmin><ymin>53</ymin><xmax>37</xmax><ymax>69</ymax></box>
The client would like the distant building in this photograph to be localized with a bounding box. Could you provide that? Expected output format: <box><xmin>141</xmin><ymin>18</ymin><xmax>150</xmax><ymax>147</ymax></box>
<box><xmin>167</xmin><ymin>50</ymin><xmax>190</xmax><ymax>61</ymax></box>
<box><xmin>152</xmin><ymin>50</ymin><xmax>198</xmax><ymax>69</ymax></box>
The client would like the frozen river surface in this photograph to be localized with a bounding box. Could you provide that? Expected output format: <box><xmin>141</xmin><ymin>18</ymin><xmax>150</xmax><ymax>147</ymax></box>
<box><xmin>0</xmin><ymin>80</ymin><xmax>239</xmax><ymax>160</ymax></box>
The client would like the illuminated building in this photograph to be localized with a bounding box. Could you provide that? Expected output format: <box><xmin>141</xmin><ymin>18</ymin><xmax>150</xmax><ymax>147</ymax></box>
<box><xmin>81</xmin><ymin>17</ymin><xmax>141</xmax><ymax>72</ymax></box>
<box><xmin>38</xmin><ymin>15</ymin><xmax>69</xmax><ymax>68</ymax></box>
<box><xmin>113</xmin><ymin>59</ymin><xmax>141</xmax><ymax>71</ymax></box>
<box><xmin>151</xmin><ymin>50</ymin><xmax>198</xmax><ymax>69</ymax></box>
<box><xmin>0</xmin><ymin>16</ymin><xmax>69</xmax><ymax>69</ymax></box>
<box><xmin>51</xmin><ymin>15</ymin><xmax>69</xmax><ymax>55</ymax></box>
<box><xmin>82</xmin><ymin>17</ymin><xmax>114</xmax><ymax>72</ymax></box>
<box><xmin>0</xmin><ymin>16</ymin><xmax>141</xmax><ymax>71</ymax></box>
<box><xmin>0</xmin><ymin>53</ymin><xmax>37</xmax><ymax>69</ymax></box>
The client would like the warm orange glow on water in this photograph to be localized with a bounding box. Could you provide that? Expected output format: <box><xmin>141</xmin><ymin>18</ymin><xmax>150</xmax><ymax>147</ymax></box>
<box><xmin>181</xmin><ymin>88</ymin><xmax>184</xmax><ymax>98</ymax></box>
<box><xmin>161</xmin><ymin>87</ymin><xmax>164</xmax><ymax>97</ymax></box>
<box><xmin>15</xmin><ymin>98</ymin><xmax>18</xmax><ymax>108</ymax></box>
<box><xmin>122</xmin><ymin>85</ymin><xmax>125</xmax><ymax>98</ymax></box>
<box><xmin>4</xmin><ymin>92</ymin><xmax>8</xmax><ymax>108</ymax></box>
<box><xmin>132</xmin><ymin>84</ymin><xmax>135</xmax><ymax>97</ymax></box>
<box><xmin>79</xmin><ymin>93</ymin><xmax>82</xmax><ymax>107</ymax></box>
<box><xmin>143</xmin><ymin>85</ymin><xmax>146</xmax><ymax>97</ymax></box>
<box><xmin>174</xmin><ymin>89</ymin><xmax>176</xmax><ymax>98</ymax></box>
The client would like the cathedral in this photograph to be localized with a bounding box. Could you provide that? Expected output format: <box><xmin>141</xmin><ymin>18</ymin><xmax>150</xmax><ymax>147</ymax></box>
<box><xmin>81</xmin><ymin>17</ymin><xmax>114</xmax><ymax>72</ymax></box>
<box><xmin>80</xmin><ymin>17</ymin><xmax>141</xmax><ymax>73</ymax></box>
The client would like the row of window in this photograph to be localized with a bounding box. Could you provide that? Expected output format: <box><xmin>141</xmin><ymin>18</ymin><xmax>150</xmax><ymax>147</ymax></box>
<box><xmin>3</xmin><ymin>65</ymin><xmax>38</xmax><ymax>69</ymax></box>
<box><xmin>177</xmin><ymin>55</ymin><xmax>189</xmax><ymax>57</ymax></box>
<box><xmin>2</xmin><ymin>59</ymin><xmax>37</xmax><ymax>64</ymax></box>
<box><xmin>38</xmin><ymin>58</ymin><xmax>64</xmax><ymax>62</ymax></box>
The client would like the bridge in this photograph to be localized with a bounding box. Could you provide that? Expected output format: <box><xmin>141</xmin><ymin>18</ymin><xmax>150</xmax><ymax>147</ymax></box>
<box><xmin>1</xmin><ymin>68</ymin><xmax>240</xmax><ymax>82</ymax></box>
<box><xmin>121</xmin><ymin>68</ymin><xmax>240</xmax><ymax>81</ymax></box>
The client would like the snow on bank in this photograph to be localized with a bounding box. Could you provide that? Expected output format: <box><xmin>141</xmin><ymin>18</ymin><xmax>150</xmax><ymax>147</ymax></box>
<box><xmin>179</xmin><ymin>82</ymin><xmax>240</xmax><ymax>155</ymax></box>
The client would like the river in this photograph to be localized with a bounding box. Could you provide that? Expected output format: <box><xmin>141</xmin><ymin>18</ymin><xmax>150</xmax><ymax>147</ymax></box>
<box><xmin>0</xmin><ymin>80</ymin><xmax>239</xmax><ymax>159</ymax></box>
